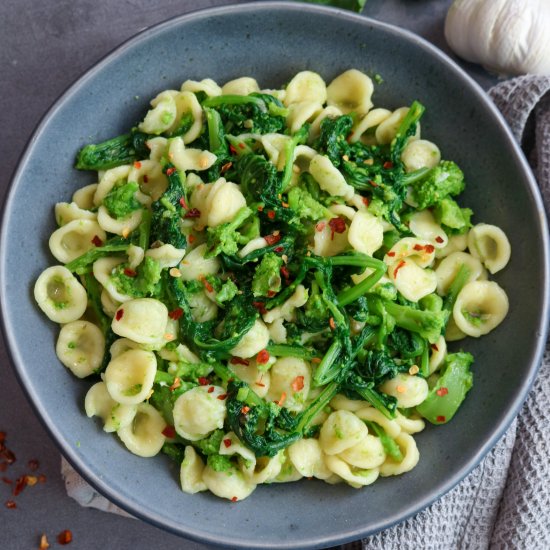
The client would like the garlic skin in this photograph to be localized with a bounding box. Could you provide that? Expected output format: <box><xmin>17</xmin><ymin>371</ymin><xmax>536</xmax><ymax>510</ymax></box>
<box><xmin>445</xmin><ymin>0</ymin><xmax>550</xmax><ymax>76</ymax></box>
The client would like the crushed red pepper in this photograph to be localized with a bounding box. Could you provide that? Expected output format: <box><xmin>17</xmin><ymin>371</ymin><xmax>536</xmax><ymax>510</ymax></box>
<box><xmin>393</xmin><ymin>260</ymin><xmax>406</xmax><ymax>278</ymax></box>
<box><xmin>264</xmin><ymin>233</ymin><xmax>281</xmax><ymax>246</ymax></box>
<box><xmin>57</xmin><ymin>530</ymin><xmax>73</xmax><ymax>545</ymax></box>
<box><xmin>230</xmin><ymin>357</ymin><xmax>250</xmax><ymax>366</ymax></box>
<box><xmin>115</xmin><ymin>309</ymin><xmax>124</xmax><ymax>321</ymax></box>
<box><xmin>328</xmin><ymin>217</ymin><xmax>346</xmax><ymax>240</ymax></box>
<box><xmin>183</xmin><ymin>208</ymin><xmax>201</xmax><ymax>219</ymax></box>
<box><xmin>91</xmin><ymin>235</ymin><xmax>103</xmax><ymax>247</ymax></box>
<box><xmin>168</xmin><ymin>308</ymin><xmax>184</xmax><ymax>320</ymax></box>
<box><xmin>161</xmin><ymin>426</ymin><xmax>176</xmax><ymax>438</ymax></box>
<box><xmin>436</xmin><ymin>387</ymin><xmax>449</xmax><ymax>397</ymax></box>
<box><xmin>256</xmin><ymin>349</ymin><xmax>270</xmax><ymax>365</ymax></box>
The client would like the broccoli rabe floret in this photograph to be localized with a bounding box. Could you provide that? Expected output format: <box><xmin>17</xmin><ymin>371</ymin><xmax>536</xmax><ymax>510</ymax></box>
<box><xmin>111</xmin><ymin>256</ymin><xmax>162</xmax><ymax>298</ymax></box>
<box><xmin>216</xmin><ymin>279</ymin><xmax>238</xmax><ymax>305</ymax></box>
<box><xmin>205</xmin><ymin>206</ymin><xmax>253</xmax><ymax>257</ymax></box>
<box><xmin>252</xmin><ymin>252</ymin><xmax>283</xmax><ymax>297</ymax></box>
<box><xmin>433</xmin><ymin>197</ymin><xmax>473</xmax><ymax>234</ymax></box>
<box><xmin>287</xmin><ymin>186</ymin><xmax>332</xmax><ymax>221</ymax></box>
<box><xmin>409</xmin><ymin>160</ymin><xmax>465</xmax><ymax>209</ymax></box>
<box><xmin>103</xmin><ymin>181</ymin><xmax>142</xmax><ymax>219</ymax></box>
<box><xmin>193</xmin><ymin>430</ymin><xmax>225</xmax><ymax>456</ymax></box>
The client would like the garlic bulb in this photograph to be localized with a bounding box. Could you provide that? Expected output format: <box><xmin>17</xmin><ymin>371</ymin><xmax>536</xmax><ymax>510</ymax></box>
<box><xmin>445</xmin><ymin>0</ymin><xmax>550</xmax><ymax>76</ymax></box>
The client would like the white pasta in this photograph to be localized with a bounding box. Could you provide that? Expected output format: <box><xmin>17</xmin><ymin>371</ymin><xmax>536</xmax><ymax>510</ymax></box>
<box><xmin>287</xmin><ymin>438</ymin><xmax>333</xmax><ymax>479</ymax></box>
<box><xmin>168</xmin><ymin>137</ymin><xmax>217</xmax><ymax>172</ymax></box>
<box><xmin>312</xmin><ymin>218</ymin><xmax>349</xmax><ymax>257</ymax></box>
<box><xmin>109</xmin><ymin>337</ymin><xmax>142</xmax><ymax>359</ymax></box>
<box><xmin>435</xmin><ymin>251</ymin><xmax>487</xmax><ymax>296</ymax></box>
<box><xmin>266</xmin><ymin>357</ymin><xmax>311</xmax><ymax>412</ymax></box>
<box><xmin>188</xmin><ymin>290</ymin><xmax>218</xmax><ymax>322</ymax></box>
<box><xmin>144</xmin><ymin>244</ymin><xmax>185</xmax><ymax>269</ymax></box>
<box><xmin>180</xmin><ymin>446</ymin><xmax>207</xmax><ymax>494</ymax></box>
<box><xmin>84</xmin><ymin>381</ymin><xmax>137</xmax><ymax>433</ymax></box>
<box><xmin>379</xmin><ymin>433</ymin><xmax>420</xmax><ymax>476</ymax></box>
<box><xmin>228</xmin><ymin>359</ymin><xmax>271</xmax><ymax>398</ymax></box>
<box><xmin>375</xmin><ymin>107</ymin><xmax>413</xmax><ymax>145</ymax></box>
<box><xmin>286</xmin><ymin>101</ymin><xmax>323</xmax><ymax>134</ymax></box>
<box><xmin>206</xmin><ymin>179</ymin><xmax>247</xmax><ymax>227</ymax></box>
<box><xmin>467</xmin><ymin>223</ymin><xmax>511</xmax><ymax>274</ymax></box>
<box><xmin>327</xmin><ymin>69</ymin><xmax>374</xmax><ymax>115</ymax></box>
<box><xmin>49</xmin><ymin>219</ymin><xmax>106</xmax><ymax>263</ymax></box>
<box><xmin>117</xmin><ymin>403</ymin><xmax>166</xmax><ymax>458</ymax></box>
<box><xmin>34</xmin><ymin>265</ymin><xmax>88</xmax><ymax>323</ymax></box>
<box><xmin>453</xmin><ymin>280</ymin><xmax>509</xmax><ymax>337</ymax></box>
<box><xmin>97</xmin><ymin>205</ymin><xmax>143</xmax><ymax>236</ymax></box>
<box><xmin>104</xmin><ymin>348</ymin><xmax>157</xmax><ymax>405</ymax></box>
<box><xmin>387</xmin><ymin>258</ymin><xmax>437</xmax><ymax>302</ymax></box>
<box><xmin>261</xmin><ymin>133</ymin><xmax>289</xmax><ymax>168</ymax></box>
<box><xmin>181</xmin><ymin>78</ymin><xmax>221</xmax><ymax>97</ymax></box>
<box><xmin>309</xmin><ymin>154</ymin><xmax>355</xmax><ymax>200</ymax></box>
<box><xmin>111</xmin><ymin>298</ymin><xmax>169</xmax><ymax>345</ymax></box>
<box><xmin>349</xmin><ymin>108</ymin><xmax>392</xmax><ymax>144</ymax></box>
<box><xmin>179</xmin><ymin>243</ymin><xmax>221</xmax><ymax>281</ymax></box>
<box><xmin>330</xmin><ymin>394</ymin><xmax>368</xmax><ymax>412</ymax></box>
<box><xmin>262</xmin><ymin>284</ymin><xmax>309</xmax><ymax>323</ymax></box>
<box><xmin>202</xmin><ymin>463</ymin><xmax>256</xmax><ymax>501</ymax></box>
<box><xmin>309</xmin><ymin>106</ymin><xmax>343</xmax><ymax>142</ymax></box>
<box><xmin>284</xmin><ymin>71</ymin><xmax>327</xmax><ymax>106</ymax></box>
<box><xmin>238</xmin><ymin>237</ymin><xmax>268</xmax><ymax>258</ymax></box>
<box><xmin>94</xmin><ymin>165</ymin><xmax>131</xmax><ymax>206</ymax></box>
<box><xmin>172</xmin><ymin>385</ymin><xmax>227</xmax><ymax>440</ymax></box>
<box><xmin>379</xmin><ymin>373</ymin><xmax>429</xmax><ymax>408</ymax></box>
<box><xmin>319</xmin><ymin>410</ymin><xmax>369</xmax><ymax>455</ymax></box>
<box><xmin>384</xmin><ymin>237</ymin><xmax>436</xmax><ymax>269</ymax></box>
<box><xmin>355</xmin><ymin>407</ymin><xmax>402</xmax><ymax>439</ymax></box>
<box><xmin>55</xmin><ymin>201</ymin><xmax>97</xmax><ymax>226</ymax></box>
<box><xmin>395</xmin><ymin>411</ymin><xmax>426</xmax><ymax>435</ymax></box>
<box><xmin>221</xmin><ymin>77</ymin><xmax>259</xmax><ymax>96</ymax></box>
<box><xmin>93</xmin><ymin>257</ymin><xmax>132</xmax><ymax>303</ymax></box>
<box><xmin>229</xmin><ymin>319</ymin><xmax>270</xmax><ymax>359</ymax></box>
<box><xmin>72</xmin><ymin>183</ymin><xmax>97</xmax><ymax>209</ymax></box>
<box><xmin>127</xmin><ymin>159</ymin><xmax>166</xmax><ymax>202</ymax></box>
<box><xmin>408</xmin><ymin>209</ymin><xmax>448</xmax><ymax>248</ymax></box>
<box><xmin>338</xmin><ymin>434</ymin><xmax>386</xmax><ymax>469</ymax></box>
<box><xmin>56</xmin><ymin>320</ymin><xmax>105</xmax><ymax>378</ymax></box>
<box><xmin>324</xmin><ymin>454</ymin><xmax>379</xmax><ymax>488</ymax></box>
<box><xmin>100</xmin><ymin>288</ymin><xmax>120</xmax><ymax>317</ymax></box>
<box><xmin>435</xmin><ymin>233</ymin><xmax>468</xmax><ymax>259</ymax></box>
<box><xmin>428</xmin><ymin>335</ymin><xmax>447</xmax><ymax>374</ymax></box>
<box><xmin>401</xmin><ymin>139</ymin><xmax>441</xmax><ymax>172</ymax></box>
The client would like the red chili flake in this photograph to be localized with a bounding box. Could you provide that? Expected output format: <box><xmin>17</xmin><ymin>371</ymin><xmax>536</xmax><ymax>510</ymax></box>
<box><xmin>435</xmin><ymin>236</ymin><xmax>444</xmax><ymax>243</ymax></box>
<box><xmin>166</xmin><ymin>167</ymin><xmax>176</xmax><ymax>176</ymax></box>
<box><xmin>281</xmin><ymin>202</ymin><xmax>289</xmax><ymax>208</ymax></box>
<box><xmin>238</xmin><ymin>142</ymin><xmax>245</xmax><ymax>149</ymax></box>
<box><xmin>198</xmin><ymin>377</ymin><xmax>209</xmax><ymax>386</ymax></box>
<box><xmin>413</xmin><ymin>244</ymin><xmax>424</xmax><ymax>251</ymax></box>
<box><xmin>169</xmin><ymin>377</ymin><xmax>181</xmax><ymax>392</ymax></box>
<box><xmin>199</xmin><ymin>275</ymin><xmax>214</xmax><ymax>293</ymax></box>
<box><xmin>368</xmin><ymin>179</ymin><xmax>379</xmax><ymax>187</ymax></box>
<box><xmin>5</xmin><ymin>500</ymin><xmax>16</xmax><ymax>509</ymax></box>
<box><xmin>143</xmin><ymin>175</ymin><xmax>149</xmax><ymax>183</ymax></box>
<box><xmin>13</xmin><ymin>476</ymin><xmax>26</xmax><ymax>496</ymax></box>
<box><xmin>230</xmin><ymin>357</ymin><xmax>250</xmax><ymax>366</ymax></box>
<box><xmin>280</xmin><ymin>266</ymin><xmax>290</xmax><ymax>280</ymax></box>
<box><xmin>123</xmin><ymin>268</ymin><xmax>137</xmax><ymax>277</ymax></box>
<box><xmin>311</xmin><ymin>357</ymin><xmax>322</xmax><ymax>364</ymax></box>
<box><xmin>291</xmin><ymin>376</ymin><xmax>304</xmax><ymax>392</ymax></box>
<box><xmin>436</xmin><ymin>415</ymin><xmax>446</xmax><ymax>423</ymax></box>
<box><xmin>267</xmin><ymin>290</ymin><xmax>276</xmax><ymax>298</ymax></box>
<box><xmin>256</xmin><ymin>349</ymin><xmax>270</xmax><ymax>365</ymax></box>
<box><xmin>168</xmin><ymin>307</ymin><xmax>183</xmax><ymax>320</ymax></box>
<box><xmin>217</xmin><ymin>394</ymin><xmax>227</xmax><ymax>400</ymax></box>
<box><xmin>328</xmin><ymin>317</ymin><xmax>336</xmax><ymax>330</ymax></box>
<box><xmin>187</xmin><ymin>234</ymin><xmax>196</xmax><ymax>244</ymax></box>
<box><xmin>221</xmin><ymin>161</ymin><xmax>233</xmax><ymax>174</ymax></box>
<box><xmin>184</xmin><ymin>208</ymin><xmax>201</xmax><ymax>219</ymax></box>
<box><xmin>425</xmin><ymin>244</ymin><xmax>435</xmax><ymax>253</ymax></box>
<box><xmin>436</xmin><ymin>387</ymin><xmax>449</xmax><ymax>397</ymax></box>
<box><xmin>1</xmin><ymin>477</ymin><xmax>12</xmax><ymax>485</ymax></box>
<box><xmin>264</xmin><ymin>233</ymin><xmax>282</xmax><ymax>246</ymax></box>
<box><xmin>257</xmin><ymin>205</ymin><xmax>264</xmax><ymax>212</ymax></box>
<box><xmin>362</xmin><ymin>196</ymin><xmax>370</xmax><ymax>207</ymax></box>
<box><xmin>252</xmin><ymin>301</ymin><xmax>267</xmax><ymax>315</ymax></box>
<box><xmin>255</xmin><ymin>380</ymin><xmax>266</xmax><ymax>388</ymax></box>
<box><xmin>274</xmin><ymin>246</ymin><xmax>284</xmax><ymax>253</ymax></box>
<box><xmin>267</xmin><ymin>210</ymin><xmax>276</xmax><ymax>220</ymax></box>
<box><xmin>229</xmin><ymin>144</ymin><xmax>238</xmax><ymax>155</ymax></box>
<box><xmin>231</xmin><ymin>496</ymin><xmax>238</xmax><ymax>502</ymax></box>
<box><xmin>179</xmin><ymin>197</ymin><xmax>188</xmax><ymax>209</ymax></box>
<box><xmin>162</xmin><ymin>426</ymin><xmax>176</xmax><ymax>438</ymax></box>
<box><xmin>431</xmin><ymin>343</ymin><xmax>439</xmax><ymax>352</ymax></box>
<box><xmin>57</xmin><ymin>530</ymin><xmax>73</xmax><ymax>545</ymax></box>
<box><xmin>393</xmin><ymin>260</ymin><xmax>406</xmax><ymax>278</ymax></box>
<box><xmin>1</xmin><ymin>448</ymin><xmax>15</xmax><ymax>464</ymax></box>
<box><xmin>315</xmin><ymin>221</ymin><xmax>326</xmax><ymax>232</ymax></box>
<box><xmin>28</xmin><ymin>459</ymin><xmax>39</xmax><ymax>471</ymax></box>
<box><xmin>133</xmin><ymin>161</ymin><xmax>142</xmax><ymax>169</ymax></box>
<box><xmin>387</xmin><ymin>251</ymin><xmax>396</xmax><ymax>257</ymax></box>
<box><xmin>37</xmin><ymin>474</ymin><xmax>47</xmax><ymax>483</ymax></box>
<box><xmin>115</xmin><ymin>309</ymin><xmax>124</xmax><ymax>321</ymax></box>
<box><xmin>207</xmin><ymin>386</ymin><xmax>215</xmax><ymax>393</ymax></box>
<box><xmin>223</xmin><ymin>439</ymin><xmax>232</xmax><ymax>448</ymax></box>
<box><xmin>328</xmin><ymin>217</ymin><xmax>346</xmax><ymax>240</ymax></box>
<box><xmin>277</xmin><ymin>392</ymin><xmax>287</xmax><ymax>407</ymax></box>
<box><xmin>241</xmin><ymin>406</ymin><xmax>250</xmax><ymax>415</ymax></box>
<box><xmin>383</xmin><ymin>161</ymin><xmax>394</xmax><ymax>169</ymax></box>
<box><xmin>91</xmin><ymin>235</ymin><xmax>103</xmax><ymax>247</ymax></box>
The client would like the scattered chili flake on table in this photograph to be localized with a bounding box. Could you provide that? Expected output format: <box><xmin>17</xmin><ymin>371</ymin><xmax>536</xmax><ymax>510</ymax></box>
<box><xmin>57</xmin><ymin>530</ymin><xmax>73</xmax><ymax>545</ymax></box>
<box><xmin>28</xmin><ymin>459</ymin><xmax>39</xmax><ymax>471</ymax></box>
<box><xmin>39</xmin><ymin>534</ymin><xmax>50</xmax><ymax>550</ymax></box>
<box><xmin>5</xmin><ymin>500</ymin><xmax>16</xmax><ymax>509</ymax></box>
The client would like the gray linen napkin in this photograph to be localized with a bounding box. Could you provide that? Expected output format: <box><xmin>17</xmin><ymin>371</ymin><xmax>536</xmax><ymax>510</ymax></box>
<box><xmin>62</xmin><ymin>76</ymin><xmax>550</xmax><ymax>549</ymax></box>
<box><xmin>342</xmin><ymin>75</ymin><xmax>550</xmax><ymax>550</ymax></box>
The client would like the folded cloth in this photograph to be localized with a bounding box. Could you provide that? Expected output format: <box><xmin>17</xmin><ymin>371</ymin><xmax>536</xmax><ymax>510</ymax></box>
<box><xmin>62</xmin><ymin>76</ymin><xmax>550</xmax><ymax>549</ymax></box>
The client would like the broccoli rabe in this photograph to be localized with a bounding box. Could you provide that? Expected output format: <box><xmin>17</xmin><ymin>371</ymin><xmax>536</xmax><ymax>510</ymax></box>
<box><xmin>205</xmin><ymin>206</ymin><xmax>253</xmax><ymax>257</ymax></box>
<box><xmin>287</xmin><ymin>186</ymin><xmax>332</xmax><ymax>221</ymax></box>
<box><xmin>252</xmin><ymin>252</ymin><xmax>283</xmax><ymax>297</ymax></box>
<box><xmin>103</xmin><ymin>181</ymin><xmax>142</xmax><ymax>219</ymax></box>
<box><xmin>433</xmin><ymin>197</ymin><xmax>472</xmax><ymax>234</ymax></box>
<box><xmin>409</xmin><ymin>160</ymin><xmax>465</xmax><ymax>209</ymax></box>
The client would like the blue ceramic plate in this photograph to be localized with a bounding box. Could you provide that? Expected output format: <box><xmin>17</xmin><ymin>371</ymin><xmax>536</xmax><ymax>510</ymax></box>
<box><xmin>1</xmin><ymin>2</ymin><xmax>548</xmax><ymax>548</ymax></box>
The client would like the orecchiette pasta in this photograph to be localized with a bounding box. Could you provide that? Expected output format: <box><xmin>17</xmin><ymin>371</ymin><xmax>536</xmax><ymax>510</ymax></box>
<box><xmin>117</xmin><ymin>403</ymin><xmax>166</xmax><ymax>458</ymax></box>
